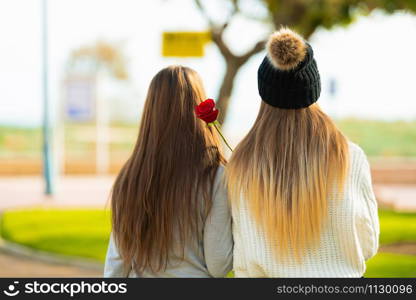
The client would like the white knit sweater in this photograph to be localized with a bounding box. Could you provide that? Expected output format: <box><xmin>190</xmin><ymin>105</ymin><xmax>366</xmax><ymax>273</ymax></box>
<box><xmin>232</xmin><ymin>142</ymin><xmax>380</xmax><ymax>277</ymax></box>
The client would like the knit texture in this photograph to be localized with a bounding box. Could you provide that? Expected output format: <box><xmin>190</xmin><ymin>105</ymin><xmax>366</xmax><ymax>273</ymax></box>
<box><xmin>231</xmin><ymin>143</ymin><xmax>380</xmax><ymax>277</ymax></box>
<box><xmin>258</xmin><ymin>44</ymin><xmax>321</xmax><ymax>109</ymax></box>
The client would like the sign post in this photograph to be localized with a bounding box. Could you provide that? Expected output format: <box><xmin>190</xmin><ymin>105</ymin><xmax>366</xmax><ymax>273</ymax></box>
<box><xmin>94</xmin><ymin>73</ymin><xmax>110</xmax><ymax>175</ymax></box>
<box><xmin>162</xmin><ymin>31</ymin><xmax>211</xmax><ymax>57</ymax></box>
<box><xmin>63</xmin><ymin>75</ymin><xmax>109</xmax><ymax>175</ymax></box>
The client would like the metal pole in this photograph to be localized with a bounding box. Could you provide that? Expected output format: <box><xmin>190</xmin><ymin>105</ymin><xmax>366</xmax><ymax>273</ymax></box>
<box><xmin>41</xmin><ymin>0</ymin><xmax>54</xmax><ymax>195</ymax></box>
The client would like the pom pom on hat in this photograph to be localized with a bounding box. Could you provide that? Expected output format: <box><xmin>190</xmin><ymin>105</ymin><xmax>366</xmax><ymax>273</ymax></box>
<box><xmin>257</xmin><ymin>27</ymin><xmax>321</xmax><ymax>109</ymax></box>
<box><xmin>266</xmin><ymin>27</ymin><xmax>307</xmax><ymax>71</ymax></box>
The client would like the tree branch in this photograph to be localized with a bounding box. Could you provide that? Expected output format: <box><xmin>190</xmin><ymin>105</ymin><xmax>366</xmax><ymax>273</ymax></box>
<box><xmin>238</xmin><ymin>39</ymin><xmax>266</xmax><ymax>64</ymax></box>
<box><xmin>211</xmin><ymin>30</ymin><xmax>234</xmax><ymax>59</ymax></box>
<box><xmin>194</xmin><ymin>0</ymin><xmax>215</xmax><ymax>27</ymax></box>
<box><xmin>229</xmin><ymin>0</ymin><xmax>239</xmax><ymax>16</ymax></box>
<box><xmin>194</xmin><ymin>0</ymin><xmax>236</xmax><ymax>59</ymax></box>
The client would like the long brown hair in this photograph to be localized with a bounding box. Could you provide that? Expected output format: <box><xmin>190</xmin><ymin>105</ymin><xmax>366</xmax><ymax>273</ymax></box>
<box><xmin>111</xmin><ymin>65</ymin><xmax>225</xmax><ymax>274</ymax></box>
<box><xmin>227</xmin><ymin>102</ymin><xmax>348</xmax><ymax>260</ymax></box>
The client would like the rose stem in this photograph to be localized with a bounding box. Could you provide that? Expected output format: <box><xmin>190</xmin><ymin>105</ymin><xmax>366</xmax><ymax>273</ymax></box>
<box><xmin>212</xmin><ymin>121</ymin><xmax>233</xmax><ymax>152</ymax></box>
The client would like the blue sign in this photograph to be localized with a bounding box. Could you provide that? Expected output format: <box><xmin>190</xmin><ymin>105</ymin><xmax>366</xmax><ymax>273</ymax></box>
<box><xmin>65</xmin><ymin>77</ymin><xmax>95</xmax><ymax>122</ymax></box>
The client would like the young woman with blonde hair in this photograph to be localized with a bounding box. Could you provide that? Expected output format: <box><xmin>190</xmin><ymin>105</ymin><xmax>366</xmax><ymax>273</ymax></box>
<box><xmin>227</xmin><ymin>28</ymin><xmax>379</xmax><ymax>277</ymax></box>
<box><xmin>104</xmin><ymin>65</ymin><xmax>232</xmax><ymax>277</ymax></box>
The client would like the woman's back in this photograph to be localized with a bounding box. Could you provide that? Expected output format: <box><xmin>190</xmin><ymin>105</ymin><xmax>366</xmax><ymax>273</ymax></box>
<box><xmin>105</xmin><ymin>166</ymin><xmax>233</xmax><ymax>278</ymax></box>
<box><xmin>232</xmin><ymin>142</ymin><xmax>379</xmax><ymax>277</ymax></box>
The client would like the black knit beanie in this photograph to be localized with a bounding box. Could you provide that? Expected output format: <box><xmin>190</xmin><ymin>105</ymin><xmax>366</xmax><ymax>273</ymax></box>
<box><xmin>257</xmin><ymin>28</ymin><xmax>321</xmax><ymax>109</ymax></box>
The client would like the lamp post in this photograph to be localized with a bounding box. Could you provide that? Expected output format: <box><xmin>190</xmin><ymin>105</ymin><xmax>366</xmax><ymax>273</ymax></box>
<box><xmin>41</xmin><ymin>0</ymin><xmax>54</xmax><ymax>195</ymax></box>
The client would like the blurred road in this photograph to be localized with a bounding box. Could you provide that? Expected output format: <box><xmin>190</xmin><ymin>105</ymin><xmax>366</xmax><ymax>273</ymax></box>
<box><xmin>0</xmin><ymin>251</ymin><xmax>101</xmax><ymax>277</ymax></box>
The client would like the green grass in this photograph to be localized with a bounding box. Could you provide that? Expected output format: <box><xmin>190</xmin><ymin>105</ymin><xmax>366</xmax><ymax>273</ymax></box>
<box><xmin>1</xmin><ymin>208</ymin><xmax>415</xmax><ymax>277</ymax></box>
<box><xmin>0</xmin><ymin>209</ymin><xmax>111</xmax><ymax>261</ymax></box>
<box><xmin>365</xmin><ymin>253</ymin><xmax>416</xmax><ymax>277</ymax></box>
<box><xmin>335</xmin><ymin>119</ymin><xmax>416</xmax><ymax>157</ymax></box>
<box><xmin>378</xmin><ymin>210</ymin><xmax>416</xmax><ymax>245</ymax></box>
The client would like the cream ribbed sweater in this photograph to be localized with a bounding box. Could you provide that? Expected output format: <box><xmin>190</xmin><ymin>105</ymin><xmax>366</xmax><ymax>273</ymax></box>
<box><xmin>232</xmin><ymin>142</ymin><xmax>380</xmax><ymax>277</ymax></box>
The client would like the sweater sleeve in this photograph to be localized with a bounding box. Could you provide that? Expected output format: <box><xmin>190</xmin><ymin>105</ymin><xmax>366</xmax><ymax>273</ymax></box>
<box><xmin>203</xmin><ymin>166</ymin><xmax>233</xmax><ymax>277</ymax></box>
<box><xmin>103</xmin><ymin>233</ymin><xmax>131</xmax><ymax>277</ymax></box>
<box><xmin>356</xmin><ymin>150</ymin><xmax>380</xmax><ymax>261</ymax></box>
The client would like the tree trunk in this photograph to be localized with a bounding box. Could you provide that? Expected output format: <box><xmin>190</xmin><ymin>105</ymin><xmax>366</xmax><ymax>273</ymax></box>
<box><xmin>216</xmin><ymin>59</ymin><xmax>241</xmax><ymax>124</ymax></box>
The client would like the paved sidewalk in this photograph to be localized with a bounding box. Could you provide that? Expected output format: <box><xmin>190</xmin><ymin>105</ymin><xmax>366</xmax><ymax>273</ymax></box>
<box><xmin>0</xmin><ymin>176</ymin><xmax>414</xmax><ymax>211</ymax></box>
<box><xmin>374</xmin><ymin>184</ymin><xmax>416</xmax><ymax>211</ymax></box>
<box><xmin>0</xmin><ymin>176</ymin><xmax>113</xmax><ymax>211</ymax></box>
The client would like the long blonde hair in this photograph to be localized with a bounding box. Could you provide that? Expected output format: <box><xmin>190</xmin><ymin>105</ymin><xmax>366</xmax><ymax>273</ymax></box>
<box><xmin>227</xmin><ymin>102</ymin><xmax>348</xmax><ymax>260</ymax></box>
<box><xmin>111</xmin><ymin>65</ymin><xmax>225</xmax><ymax>274</ymax></box>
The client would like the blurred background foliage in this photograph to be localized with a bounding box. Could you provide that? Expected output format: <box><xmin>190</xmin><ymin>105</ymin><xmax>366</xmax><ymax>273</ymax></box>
<box><xmin>69</xmin><ymin>41</ymin><xmax>129</xmax><ymax>81</ymax></box>
<box><xmin>196</xmin><ymin>0</ymin><xmax>416</xmax><ymax>122</ymax></box>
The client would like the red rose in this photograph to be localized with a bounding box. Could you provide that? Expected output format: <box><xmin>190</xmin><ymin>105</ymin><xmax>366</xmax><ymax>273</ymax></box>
<box><xmin>194</xmin><ymin>98</ymin><xmax>233</xmax><ymax>152</ymax></box>
<box><xmin>195</xmin><ymin>99</ymin><xmax>219</xmax><ymax>124</ymax></box>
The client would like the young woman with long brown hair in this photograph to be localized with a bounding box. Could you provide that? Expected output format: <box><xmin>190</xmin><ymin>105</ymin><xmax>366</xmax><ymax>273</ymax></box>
<box><xmin>227</xmin><ymin>28</ymin><xmax>379</xmax><ymax>277</ymax></box>
<box><xmin>104</xmin><ymin>65</ymin><xmax>232</xmax><ymax>277</ymax></box>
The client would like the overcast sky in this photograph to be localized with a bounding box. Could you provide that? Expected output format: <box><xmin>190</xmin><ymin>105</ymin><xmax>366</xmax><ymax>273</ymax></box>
<box><xmin>1</xmin><ymin>0</ymin><xmax>416</xmax><ymax>140</ymax></box>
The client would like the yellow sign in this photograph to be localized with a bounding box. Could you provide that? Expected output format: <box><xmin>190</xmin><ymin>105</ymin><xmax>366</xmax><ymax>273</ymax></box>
<box><xmin>162</xmin><ymin>31</ymin><xmax>211</xmax><ymax>57</ymax></box>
